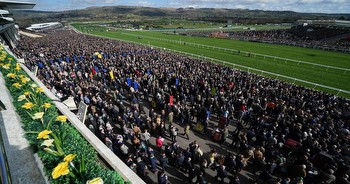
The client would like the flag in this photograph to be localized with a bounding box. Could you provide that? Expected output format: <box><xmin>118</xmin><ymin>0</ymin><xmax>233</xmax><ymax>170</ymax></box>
<box><xmin>169</xmin><ymin>96</ymin><xmax>173</xmax><ymax>106</ymax></box>
<box><xmin>127</xmin><ymin>78</ymin><xmax>132</xmax><ymax>86</ymax></box>
<box><xmin>91</xmin><ymin>67</ymin><xmax>96</xmax><ymax>75</ymax></box>
<box><xmin>109</xmin><ymin>71</ymin><xmax>114</xmax><ymax>80</ymax></box>
<box><xmin>133</xmin><ymin>81</ymin><xmax>138</xmax><ymax>91</ymax></box>
<box><xmin>94</xmin><ymin>66</ymin><xmax>99</xmax><ymax>73</ymax></box>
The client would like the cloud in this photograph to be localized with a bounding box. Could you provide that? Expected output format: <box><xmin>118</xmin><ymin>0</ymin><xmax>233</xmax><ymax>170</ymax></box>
<box><xmin>167</xmin><ymin>0</ymin><xmax>350</xmax><ymax>13</ymax></box>
<box><xmin>131</xmin><ymin>1</ymin><xmax>154</xmax><ymax>7</ymax></box>
<box><xmin>71</xmin><ymin>0</ymin><xmax>119</xmax><ymax>5</ymax></box>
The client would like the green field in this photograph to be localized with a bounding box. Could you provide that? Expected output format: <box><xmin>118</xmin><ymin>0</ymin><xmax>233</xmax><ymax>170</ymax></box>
<box><xmin>72</xmin><ymin>23</ymin><xmax>350</xmax><ymax>98</ymax></box>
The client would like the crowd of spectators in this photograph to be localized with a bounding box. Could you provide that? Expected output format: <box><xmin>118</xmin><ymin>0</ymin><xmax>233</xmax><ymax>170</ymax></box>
<box><xmin>12</xmin><ymin>29</ymin><xmax>350</xmax><ymax>184</ymax></box>
<box><xmin>184</xmin><ymin>26</ymin><xmax>350</xmax><ymax>52</ymax></box>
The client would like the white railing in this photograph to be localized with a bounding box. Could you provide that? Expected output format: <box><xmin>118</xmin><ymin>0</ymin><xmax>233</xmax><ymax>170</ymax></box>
<box><xmin>76</xmin><ymin>29</ymin><xmax>350</xmax><ymax>97</ymax></box>
<box><xmin>121</xmin><ymin>32</ymin><xmax>350</xmax><ymax>73</ymax></box>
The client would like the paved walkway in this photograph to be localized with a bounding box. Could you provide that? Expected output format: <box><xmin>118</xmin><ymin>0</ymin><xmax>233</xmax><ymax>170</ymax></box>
<box><xmin>19</xmin><ymin>31</ymin><xmax>43</xmax><ymax>38</ymax></box>
<box><xmin>0</xmin><ymin>73</ymin><xmax>46</xmax><ymax>184</ymax></box>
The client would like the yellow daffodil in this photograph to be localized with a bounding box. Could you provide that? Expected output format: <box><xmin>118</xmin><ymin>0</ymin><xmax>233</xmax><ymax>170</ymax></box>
<box><xmin>37</xmin><ymin>130</ymin><xmax>52</xmax><ymax>139</ymax></box>
<box><xmin>24</xmin><ymin>91</ymin><xmax>31</xmax><ymax>96</ymax></box>
<box><xmin>8</xmin><ymin>58</ymin><xmax>12</xmax><ymax>61</ymax></box>
<box><xmin>17</xmin><ymin>95</ymin><xmax>26</xmax><ymax>101</ymax></box>
<box><xmin>52</xmin><ymin>162</ymin><xmax>69</xmax><ymax>179</ymax></box>
<box><xmin>41</xmin><ymin>139</ymin><xmax>54</xmax><ymax>147</ymax></box>
<box><xmin>64</xmin><ymin>154</ymin><xmax>76</xmax><ymax>163</ymax></box>
<box><xmin>31</xmin><ymin>83</ymin><xmax>37</xmax><ymax>88</ymax></box>
<box><xmin>36</xmin><ymin>87</ymin><xmax>44</xmax><ymax>93</ymax></box>
<box><xmin>87</xmin><ymin>177</ymin><xmax>104</xmax><ymax>184</ymax></box>
<box><xmin>33</xmin><ymin>112</ymin><xmax>44</xmax><ymax>120</ymax></box>
<box><xmin>21</xmin><ymin>102</ymin><xmax>34</xmax><ymax>109</ymax></box>
<box><xmin>2</xmin><ymin>63</ymin><xmax>10</xmax><ymax>69</ymax></box>
<box><xmin>6</xmin><ymin>73</ymin><xmax>16</xmax><ymax>79</ymax></box>
<box><xmin>15</xmin><ymin>63</ymin><xmax>21</xmax><ymax>71</ymax></box>
<box><xmin>19</xmin><ymin>74</ymin><xmax>25</xmax><ymax>79</ymax></box>
<box><xmin>56</xmin><ymin>115</ymin><xmax>67</xmax><ymax>123</ymax></box>
<box><xmin>21</xmin><ymin>77</ymin><xmax>30</xmax><ymax>84</ymax></box>
<box><xmin>12</xmin><ymin>83</ymin><xmax>22</xmax><ymax>88</ymax></box>
<box><xmin>42</xmin><ymin>103</ymin><xmax>51</xmax><ymax>109</ymax></box>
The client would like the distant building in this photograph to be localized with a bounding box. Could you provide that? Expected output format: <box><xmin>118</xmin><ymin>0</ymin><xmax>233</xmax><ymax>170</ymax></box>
<box><xmin>0</xmin><ymin>1</ymin><xmax>36</xmax><ymax>48</ymax></box>
<box><xmin>26</xmin><ymin>22</ymin><xmax>63</xmax><ymax>32</ymax></box>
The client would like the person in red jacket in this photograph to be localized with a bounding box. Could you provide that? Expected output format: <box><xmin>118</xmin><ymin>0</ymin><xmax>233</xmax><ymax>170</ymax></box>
<box><xmin>156</xmin><ymin>136</ymin><xmax>164</xmax><ymax>153</ymax></box>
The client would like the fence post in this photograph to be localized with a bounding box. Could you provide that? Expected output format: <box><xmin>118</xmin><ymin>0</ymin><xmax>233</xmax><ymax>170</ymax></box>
<box><xmin>336</xmin><ymin>90</ymin><xmax>342</xmax><ymax>95</ymax></box>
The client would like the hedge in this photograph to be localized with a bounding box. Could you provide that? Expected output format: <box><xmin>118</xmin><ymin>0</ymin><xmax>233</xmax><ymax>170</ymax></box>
<box><xmin>0</xmin><ymin>45</ymin><xmax>126</xmax><ymax>184</ymax></box>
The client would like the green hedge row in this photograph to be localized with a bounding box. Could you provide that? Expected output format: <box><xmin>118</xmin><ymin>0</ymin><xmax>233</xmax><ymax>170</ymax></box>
<box><xmin>0</xmin><ymin>46</ymin><xmax>126</xmax><ymax>184</ymax></box>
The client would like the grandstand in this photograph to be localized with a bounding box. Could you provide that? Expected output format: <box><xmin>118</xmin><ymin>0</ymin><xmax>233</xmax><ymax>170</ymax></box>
<box><xmin>26</xmin><ymin>22</ymin><xmax>63</xmax><ymax>32</ymax></box>
<box><xmin>0</xmin><ymin>1</ymin><xmax>35</xmax><ymax>49</ymax></box>
<box><xmin>297</xmin><ymin>20</ymin><xmax>350</xmax><ymax>29</ymax></box>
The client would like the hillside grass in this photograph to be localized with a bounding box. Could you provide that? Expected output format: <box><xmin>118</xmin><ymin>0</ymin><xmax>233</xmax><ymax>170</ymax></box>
<box><xmin>72</xmin><ymin>23</ymin><xmax>350</xmax><ymax>98</ymax></box>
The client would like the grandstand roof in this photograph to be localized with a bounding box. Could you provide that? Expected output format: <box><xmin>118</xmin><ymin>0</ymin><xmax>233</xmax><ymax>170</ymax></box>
<box><xmin>0</xmin><ymin>1</ymin><xmax>35</xmax><ymax>9</ymax></box>
<box><xmin>0</xmin><ymin>1</ymin><xmax>35</xmax><ymax>49</ymax></box>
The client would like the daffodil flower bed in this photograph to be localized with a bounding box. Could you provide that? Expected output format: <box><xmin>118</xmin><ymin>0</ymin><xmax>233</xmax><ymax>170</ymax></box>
<box><xmin>0</xmin><ymin>45</ymin><xmax>125</xmax><ymax>183</ymax></box>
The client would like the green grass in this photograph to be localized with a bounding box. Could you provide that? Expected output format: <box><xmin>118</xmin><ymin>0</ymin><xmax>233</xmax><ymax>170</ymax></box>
<box><xmin>72</xmin><ymin>23</ymin><xmax>350</xmax><ymax>98</ymax></box>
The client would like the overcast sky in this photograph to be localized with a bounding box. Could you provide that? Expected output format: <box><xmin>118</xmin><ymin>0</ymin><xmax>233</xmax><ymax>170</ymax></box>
<box><xmin>29</xmin><ymin>0</ymin><xmax>349</xmax><ymax>13</ymax></box>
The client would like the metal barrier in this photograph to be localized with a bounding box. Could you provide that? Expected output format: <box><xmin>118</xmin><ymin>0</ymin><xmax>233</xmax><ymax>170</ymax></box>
<box><xmin>0</xmin><ymin>119</ymin><xmax>11</xmax><ymax>184</ymax></box>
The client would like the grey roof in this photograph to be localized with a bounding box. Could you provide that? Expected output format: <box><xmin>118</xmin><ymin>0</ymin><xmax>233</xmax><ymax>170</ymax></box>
<box><xmin>0</xmin><ymin>1</ymin><xmax>35</xmax><ymax>9</ymax></box>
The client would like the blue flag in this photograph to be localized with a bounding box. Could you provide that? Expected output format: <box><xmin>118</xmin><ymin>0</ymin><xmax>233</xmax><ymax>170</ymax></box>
<box><xmin>133</xmin><ymin>81</ymin><xmax>138</xmax><ymax>90</ymax></box>
<box><xmin>127</xmin><ymin>78</ymin><xmax>132</xmax><ymax>86</ymax></box>
<box><xmin>94</xmin><ymin>66</ymin><xmax>99</xmax><ymax>73</ymax></box>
